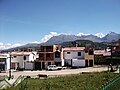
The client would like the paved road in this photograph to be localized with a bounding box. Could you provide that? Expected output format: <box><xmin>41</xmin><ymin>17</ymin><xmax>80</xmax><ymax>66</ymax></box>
<box><xmin>0</xmin><ymin>65</ymin><xmax>108</xmax><ymax>78</ymax></box>
<box><xmin>0</xmin><ymin>65</ymin><xmax>108</xmax><ymax>87</ymax></box>
<box><xmin>1</xmin><ymin>65</ymin><xmax>119</xmax><ymax>89</ymax></box>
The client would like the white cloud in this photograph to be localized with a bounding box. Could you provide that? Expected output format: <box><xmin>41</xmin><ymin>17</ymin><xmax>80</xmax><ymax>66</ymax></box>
<box><xmin>41</xmin><ymin>32</ymin><xmax>59</xmax><ymax>42</ymax></box>
<box><xmin>76</xmin><ymin>33</ymin><xmax>90</xmax><ymax>36</ymax></box>
<box><xmin>31</xmin><ymin>41</ymin><xmax>40</xmax><ymax>44</ymax></box>
<box><xmin>0</xmin><ymin>42</ymin><xmax>3</xmax><ymax>45</ymax></box>
<box><xmin>6</xmin><ymin>43</ymin><xmax>12</xmax><ymax>46</ymax></box>
<box><xmin>0</xmin><ymin>43</ymin><xmax>22</xmax><ymax>50</ymax></box>
<box><xmin>95</xmin><ymin>33</ymin><xmax>105</xmax><ymax>38</ymax></box>
<box><xmin>12</xmin><ymin>43</ymin><xmax>21</xmax><ymax>47</ymax></box>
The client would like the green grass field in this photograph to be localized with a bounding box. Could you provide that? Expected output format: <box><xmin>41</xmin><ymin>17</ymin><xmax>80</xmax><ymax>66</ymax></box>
<box><xmin>5</xmin><ymin>72</ymin><xmax>118</xmax><ymax>90</ymax></box>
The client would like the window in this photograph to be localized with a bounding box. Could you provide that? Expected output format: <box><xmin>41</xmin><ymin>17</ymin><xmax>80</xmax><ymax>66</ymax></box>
<box><xmin>78</xmin><ymin>52</ymin><xmax>81</xmax><ymax>56</ymax></box>
<box><xmin>46</xmin><ymin>53</ymin><xmax>50</xmax><ymax>58</ymax></box>
<box><xmin>67</xmin><ymin>52</ymin><xmax>70</xmax><ymax>54</ymax></box>
<box><xmin>39</xmin><ymin>54</ymin><xmax>43</xmax><ymax>58</ymax></box>
<box><xmin>23</xmin><ymin>56</ymin><xmax>26</xmax><ymax>60</ymax></box>
<box><xmin>85</xmin><ymin>50</ymin><xmax>88</xmax><ymax>53</ymax></box>
<box><xmin>14</xmin><ymin>56</ymin><xmax>16</xmax><ymax>58</ymax></box>
<box><xmin>55</xmin><ymin>51</ymin><xmax>60</xmax><ymax>58</ymax></box>
<box><xmin>89</xmin><ymin>50</ymin><xmax>93</xmax><ymax>55</ymax></box>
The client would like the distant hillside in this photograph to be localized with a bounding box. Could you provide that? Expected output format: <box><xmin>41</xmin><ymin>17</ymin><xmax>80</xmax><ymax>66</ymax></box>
<box><xmin>45</xmin><ymin>34</ymin><xmax>80</xmax><ymax>45</ymax></box>
<box><xmin>60</xmin><ymin>40</ymin><xmax>107</xmax><ymax>49</ymax></box>
<box><xmin>45</xmin><ymin>32</ymin><xmax>120</xmax><ymax>45</ymax></box>
<box><xmin>1</xmin><ymin>32</ymin><xmax>120</xmax><ymax>52</ymax></box>
<box><xmin>102</xmin><ymin>32</ymin><xmax>120</xmax><ymax>42</ymax></box>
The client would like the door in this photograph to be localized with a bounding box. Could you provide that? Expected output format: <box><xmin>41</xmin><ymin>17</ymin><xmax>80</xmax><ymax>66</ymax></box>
<box><xmin>0</xmin><ymin>63</ymin><xmax>5</xmax><ymax>71</ymax></box>
<box><xmin>34</xmin><ymin>62</ymin><xmax>41</xmax><ymax>70</ymax></box>
<box><xmin>11</xmin><ymin>63</ymin><xmax>15</xmax><ymax>69</ymax></box>
<box><xmin>85</xmin><ymin>60</ymin><xmax>88</xmax><ymax>67</ymax></box>
<box><xmin>89</xmin><ymin>60</ymin><xmax>93</xmax><ymax>67</ymax></box>
<box><xmin>42</xmin><ymin>62</ymin><xmax>45</xmax><ymax>69</ymax></box>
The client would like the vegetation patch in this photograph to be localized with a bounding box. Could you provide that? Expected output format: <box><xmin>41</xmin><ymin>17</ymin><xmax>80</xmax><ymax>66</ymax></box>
<box><xmin>5</xmin><ymin>72</ymin><xmax>118</xmax><ymax>90</ymax></box>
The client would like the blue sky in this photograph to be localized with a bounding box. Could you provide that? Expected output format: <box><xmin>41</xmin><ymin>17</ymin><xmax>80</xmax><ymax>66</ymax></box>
<box><xmin>0</xmin><ymin>0</ymin><xmax>120</xmax><ymax>45</ymax></box>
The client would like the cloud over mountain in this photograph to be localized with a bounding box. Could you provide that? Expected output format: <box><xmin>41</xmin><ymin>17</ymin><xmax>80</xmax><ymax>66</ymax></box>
<box><xmin>76</xmin><ymin>33</ymin><xmax>90</xmax><ymax>36</ymax></box>
<box><xmin>0</xmin><ymin>43</ymin><xmax>22</xmax><ymax>50</ymax></box>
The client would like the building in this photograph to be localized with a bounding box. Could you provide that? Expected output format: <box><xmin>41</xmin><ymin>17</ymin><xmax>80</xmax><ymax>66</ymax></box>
<box><xmin>84</xmin><ymin>49</ymin><xmax>94</xmax><ymax>67</ymax></box>
<box><xmin>35</xmin><ymin>45</ymin><xmax>63</xmax><ymax>70</ymax></box>
<box><xmin>0</xmin><ymin>53</ymin><xmax>10</xmax><ymax>71</ymax></box>
<box><xmin>62</xmin><ymin>47</ymin><xmax>94</xmax><ymax>67</ymax></box>
<box><xmin>10</xmin><ymin>51</ymin><xmax>37</xmax><ymax>70</ymax></box>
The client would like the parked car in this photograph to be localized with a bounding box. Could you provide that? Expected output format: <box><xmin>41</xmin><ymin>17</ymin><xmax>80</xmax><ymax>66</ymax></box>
<box><xmin>47</xmin><ymin>65</ymin><xmax>63</xmax><ymax>71</ymax></box>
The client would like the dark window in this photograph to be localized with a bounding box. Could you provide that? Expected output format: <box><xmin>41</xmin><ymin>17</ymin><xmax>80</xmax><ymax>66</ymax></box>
<box><xmin>46</xmin><ymin>53</ymin><xmax>50</xmax><ymax>58</ymax></box>
<box><xmin>48</xmin><ymin>62</ymin><xmax>51</xmax><ymax>65</ymax></box>
<box><xmin>55</xmin><ymin>51</ymin><xmax>60</xmax><ymax>58</ymax></box>
<box><xmin>40</xmin><ymin>46</ymin><xmax>45</xmax><ymax>51</ymax></box>
<box><xmin>46</xmin><ymin>46</ymin><xmax>52</xmax><ymax>49</ymax></box>
<box><xmin>85</xmin><ymin>50</ymin><xmax>88</xmax><ymax>53</ymax></box>
<box><xmin>78</xmin><ymin>52</ymin><xmax>81</xmax><ymax>56</ymax></box>
<box><xmin>67</xmin><ymin>52</ymin><xmax>70</xmax><ymax>54</ymax></box>
<box><xmin>39</xmin><ymin>54</ymin><xmax>43</xmax><ymax>58</ymax></box>
<box><xmin>89</xmin><ymin>50</ymin><xmax>93</xmax><ymax>55</ymax></box>
<box><xmin>14</xmin><ymin>56</ymin><xmax>16</xmax><ymax>58</ymax></box>
<box><xmin>23</xmin><ymin>56</ymin><xmax>26</xmax><ymax>60</ymax></box>
<box><xmin>46</xmin><ymin>46</ymin><xmax>53</xmax><ymax>52</ymax></box>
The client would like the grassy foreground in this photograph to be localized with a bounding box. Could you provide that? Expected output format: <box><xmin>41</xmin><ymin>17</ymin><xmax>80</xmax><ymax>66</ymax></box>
<box><xmin>6</xmin><ymin>72</ymin><xmax>118</xmax><ymax>90</ymax></box>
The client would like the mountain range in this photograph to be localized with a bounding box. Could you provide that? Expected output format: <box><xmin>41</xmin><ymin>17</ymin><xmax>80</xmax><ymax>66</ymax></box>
<box><xmin>0</xmin><ymin>32</ymin><xmax>120</xmax><ymax>51</ymax></box>
<box><xmin>45</xmin><ymin>32</ymin><xmax>120</xmax><ymax>45</ymax></box>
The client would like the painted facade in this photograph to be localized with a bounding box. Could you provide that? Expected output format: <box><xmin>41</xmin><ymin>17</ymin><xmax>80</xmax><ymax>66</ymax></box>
<box><xmin>36</xmin><ymin>45</ymin><xmax>63</xmax><ymax>70</ymax></box>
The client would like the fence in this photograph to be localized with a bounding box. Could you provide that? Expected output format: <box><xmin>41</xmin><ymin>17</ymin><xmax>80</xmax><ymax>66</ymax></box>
<box><xmin>12</xmin><ymin>75</ymin><xmax>24</xmax><ymax>86</ymax></box>
<box><xmin>102</xmin><ymin>74</ymin><xmax>120</xmax><ymax>90</ymax></box>
<box><xmin>0</xmin><ymin>75</ymin><xmax>24</xmax><ymax>89</ymax></box>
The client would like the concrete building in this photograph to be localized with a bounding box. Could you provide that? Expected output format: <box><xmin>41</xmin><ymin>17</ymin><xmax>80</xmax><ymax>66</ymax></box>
<box><xmin>10</xmin><ymin>51</ymin><xmax>37</xmax><ymax>70</ymax></box>
<box><xmin>36</xmin><ymin>45</ymin><xmax>63</xmax><ymax>70</ymax></box>
<box><xmin>0</xmin><ymin>53</ymin><xmax>10</xmax><ymax>71</ymax></box>
<box><xmin>62</xmin><ymin>47</ymin><xmax>94</xmax><ymax>67</ymax></box>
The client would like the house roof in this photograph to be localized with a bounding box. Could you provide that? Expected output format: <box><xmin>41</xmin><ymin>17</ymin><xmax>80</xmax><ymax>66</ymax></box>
<box><xmin>62</xmin><ymin>47</ymin><xmax>85</xmax><ymax>52</ymax></box>
<box><xmin>0</xmin><ymin>53</ymin><xmax>10</xmax><ymax>58</ymax></box>
<box><xmin>11</xmin><ymin>52</ymin><xmax>34</xmax><ymax>56</ymax></box>
<box><xmin>94</xmin><ymin>50</ymin><xmax>111</xmax><ymax>56</ymax></box>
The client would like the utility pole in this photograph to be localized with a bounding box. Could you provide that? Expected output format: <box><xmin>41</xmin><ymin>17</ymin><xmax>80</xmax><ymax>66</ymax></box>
<box><xmin>110</xmin><ymin>45</ymin><xmax>113</xmax><ymax>64</ymax></box>
<box><xmin>8</xmin><ymin>53</ymin><xmax>12</xmax><ymax>80</ymax></box>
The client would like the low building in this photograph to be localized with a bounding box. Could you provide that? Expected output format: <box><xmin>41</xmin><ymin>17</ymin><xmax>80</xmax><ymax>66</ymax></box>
<box><xmin>94</xmin><ymin>50</ymin><xmax>111</xmax><ymax>56</ymax></box>
<box><xmin>84</xmin><ymin>49</ymin><xmax>94</xmax><ymax>67</ymax></box>
<box><xmin>94</xmin><ymin>50</ymin><xmax>111</xmax><ymax>65</ymax></box>
<box><xmin>10</xmin><ymin>51</ymin><xmax>37</xmax><ymax>70</ymax></box>
<box><xmin>62</xmin><ymin>47</ymin><xmax>94</xmax><ymax>67</ymax></box>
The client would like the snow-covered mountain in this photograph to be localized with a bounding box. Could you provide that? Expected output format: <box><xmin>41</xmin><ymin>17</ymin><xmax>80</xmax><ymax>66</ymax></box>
<box><xmin>1</xmin><ymin>32</ymin><xmax>120</xmax><ymax>51</ymax></box>
<box><xmin>95</xmin><ymin>33</ymin><xmax>105</xmax><ymax>38</ymax></box>
<box><xmin>45</xmin><ymin>32</ymin><xmax>120</xmax><ymax>45</ymax></box>
<box><xmin>102</xmin><ymin>32</ymin><xmax>120</xmax><ymax>42</ymax></box>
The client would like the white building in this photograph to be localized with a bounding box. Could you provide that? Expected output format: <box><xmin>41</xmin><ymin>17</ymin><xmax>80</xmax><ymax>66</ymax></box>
<box><xmin>0</xmin><ymin>53</ymin><xmax>10</xmax><ymax>71</ymax></box>
<box><xmin>10</xmin><ymin>51</ymin><xmax>38</xmax><ymax>70</ymax></box>
<box><xmin>62</xmin><ymin>47</ymin><xmax>85</xmax><ymax>67</ymax></box>
<box><xmin>62</xmin><ymin>47</ymin><xmax>94</xmax><ymax>67</ymax></box>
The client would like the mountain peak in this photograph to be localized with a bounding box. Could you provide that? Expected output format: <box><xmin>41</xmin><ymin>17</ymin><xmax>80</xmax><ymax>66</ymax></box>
<box><xmin>95</xmin><ymin>33</ymin><xmax>105</xmax><ymax>38</ymax></box>
<box><xmin>108</xmin><ymin>32</ymin><xmax>118</xmax><ymax>35</ymax></box>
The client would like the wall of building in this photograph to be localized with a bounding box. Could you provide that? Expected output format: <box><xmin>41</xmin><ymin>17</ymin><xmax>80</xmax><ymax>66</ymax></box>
<box><xmin>63</xmin><ymin>51</ymin><xmax>84</xmax><ymax>59</ymax></box>
<box><xmin>11</xmin><ymin>55</ymin><xmax>27</xmax><ymax>69</ymax></box>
